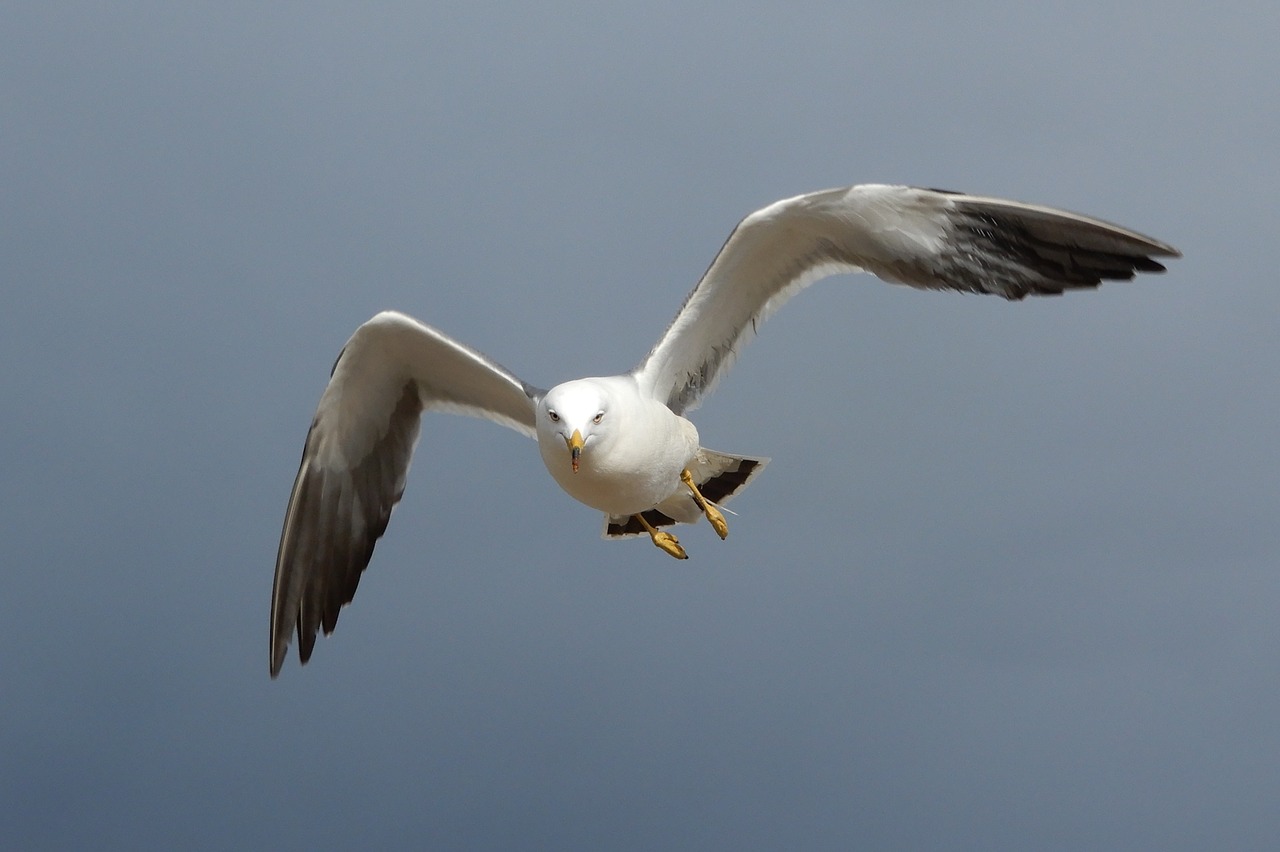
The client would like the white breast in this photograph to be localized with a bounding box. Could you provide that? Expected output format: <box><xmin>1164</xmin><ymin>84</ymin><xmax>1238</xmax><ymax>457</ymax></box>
<box><xmin>537</xmin><ymin>381</ymin><xmax>699</xmax><ymax>516</ymax></box>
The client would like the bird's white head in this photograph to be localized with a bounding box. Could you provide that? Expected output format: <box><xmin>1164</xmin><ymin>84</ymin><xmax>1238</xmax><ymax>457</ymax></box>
<box><xmin>537</xmin><ymin>379</ymin><xmax>613</xmax><ymax>475</ymax></box>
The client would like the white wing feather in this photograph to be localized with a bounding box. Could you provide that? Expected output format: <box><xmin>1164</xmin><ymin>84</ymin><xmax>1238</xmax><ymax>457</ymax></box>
<box><xmin>634</xmin><ymin>184</ymin><xmax>1179</xmax><ymax>413</ymax></box>
<box><xmin>270</xmin><ymin>311</ymin><xmax>542</xmax><ymax>676</ymax></box>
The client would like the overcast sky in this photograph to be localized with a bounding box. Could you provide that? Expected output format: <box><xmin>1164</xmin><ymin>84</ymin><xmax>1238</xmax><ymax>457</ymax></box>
<box><xmin>3</xmin><ymin>3</ymin><xmax>1278</xmax><ymax>849</ymax></box>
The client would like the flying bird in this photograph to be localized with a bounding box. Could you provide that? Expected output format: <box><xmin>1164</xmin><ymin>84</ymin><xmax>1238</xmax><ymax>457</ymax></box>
<box><xmin>270</xmin><ymin>183</ymin><xmax>1179</xmax><ymax>676</ymax></box>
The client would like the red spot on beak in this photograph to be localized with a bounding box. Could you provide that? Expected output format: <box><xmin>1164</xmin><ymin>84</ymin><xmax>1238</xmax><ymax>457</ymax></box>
<box><xmin>567</xmin><ymin>430</ymin><xmax>584</xmax><ymax>473</ymax></box>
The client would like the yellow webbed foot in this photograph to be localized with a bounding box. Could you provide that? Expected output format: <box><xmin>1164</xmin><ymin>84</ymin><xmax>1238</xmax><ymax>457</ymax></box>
<box><xmin>704</xmin><ymin>504</ymin><xmax>729</xmax><ymax>540</ymax></box>
<box><xmin>651</xmin><ymin>530</ymin><xmax>688</xmax><ymax>560</ymax></box>
<box><xmin>635</xmin><ymin>513</ymin><xmax>689</xmax><ymax>559</ymax></box>
<box><xmin>681</xmin><ymin>468</ymin><xmax>729</xmax><ymax>540</ymax></box>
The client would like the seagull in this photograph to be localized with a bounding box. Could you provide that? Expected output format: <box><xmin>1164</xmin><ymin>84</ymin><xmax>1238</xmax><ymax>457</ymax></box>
<box><xmin>270</xmin><ymin>183</ymin><xmax>1179</xmax><ymax>676</ymax></box>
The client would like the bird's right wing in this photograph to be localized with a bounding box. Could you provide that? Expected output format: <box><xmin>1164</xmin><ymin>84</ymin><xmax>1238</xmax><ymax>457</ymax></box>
<box><xmin>270</xmin><ymin>311</ymin><xmax>544</xmax><ymax>677</ymax></box>
<box><xmin>633</xmin><ymin>184</ymin><xmax>1180</xmax><ymax>414</ymax></box>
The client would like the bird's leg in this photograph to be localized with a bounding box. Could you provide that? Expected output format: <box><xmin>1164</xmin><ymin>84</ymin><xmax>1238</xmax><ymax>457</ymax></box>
<box><xmin>635</xmin><ymin>513</ymin><xmax>688</xmax><ymax>560</ymax></box>
<box><xmin>681</xmin><ymin>469</ymin><xmax>728</xmax><ymax>540</ymax></box>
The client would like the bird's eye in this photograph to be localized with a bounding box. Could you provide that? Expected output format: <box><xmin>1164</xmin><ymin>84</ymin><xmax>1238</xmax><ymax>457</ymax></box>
<box><xmin>593</xmin><ymin>412</ymin><xmax>604</xmax><ymax>424</ymax></box>
<box><xmin>548</xmin><ymin>410</ymin><xmax>560</xmax><ymax>423</ymax></box>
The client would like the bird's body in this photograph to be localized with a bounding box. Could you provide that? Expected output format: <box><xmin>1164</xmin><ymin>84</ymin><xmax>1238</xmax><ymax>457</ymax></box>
<box><xmin>536</xmin><ymin>377</ymin><xmax>701</xmax><ymax>518</ymax></box>
<box><xmin>270</xmin><ymin>183</ymin><xmax>1180</xmax><ymax>676</ymax></box>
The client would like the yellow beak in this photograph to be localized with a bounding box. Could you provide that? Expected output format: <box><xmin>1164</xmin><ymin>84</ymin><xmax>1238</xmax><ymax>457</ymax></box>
<box><xmin>565</xmin><ymin>429</ymin><xmax>584</xmax><ymax>473</ymax></box>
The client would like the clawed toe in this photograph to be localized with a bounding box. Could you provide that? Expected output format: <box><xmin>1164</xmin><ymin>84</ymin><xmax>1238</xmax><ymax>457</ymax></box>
<box><xmin>653</xmin><ymin>531</ymin><xmax>688</xmax><ymax>560</ymax></box>
<box><xmin>634</xmin><ymin>513</ymin><xmax>690</xmax><ymax>559</ymax></box>
<box><xmin>682</xmin><ymin>469</ymin><xmax>729</xmax><ymax>540</ymax></box>
<box><xmin>704</xmin><ymin>505</ymin><xmax>728</xmax><ymax>540</ymax></box>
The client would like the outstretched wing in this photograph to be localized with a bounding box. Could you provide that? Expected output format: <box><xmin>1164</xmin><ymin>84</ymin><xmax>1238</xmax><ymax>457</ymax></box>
<box><xmin>633</xmin><ymin>184</ymin><xmax>1180</xmax><ymax>413</ymax></box>
<box><xmin>270</xmin><ymin>310</ymin><xmax>544</xmax><ymax>676</ymax></box>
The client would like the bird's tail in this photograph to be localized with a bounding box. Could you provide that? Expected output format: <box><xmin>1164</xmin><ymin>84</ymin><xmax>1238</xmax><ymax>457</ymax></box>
<box><xmin>603</xmin><ymin>449</ymin><xmax>769</xmax><ymax>537</ymax></box>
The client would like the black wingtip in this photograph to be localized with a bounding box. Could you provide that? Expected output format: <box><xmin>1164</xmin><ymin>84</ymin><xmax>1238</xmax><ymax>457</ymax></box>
<box><xmin>269</xmin><ymin>637</ymin><xmax>289</xmax><ymax>679</ymax></box>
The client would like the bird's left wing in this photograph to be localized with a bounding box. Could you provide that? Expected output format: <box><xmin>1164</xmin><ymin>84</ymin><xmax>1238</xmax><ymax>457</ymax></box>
<box><xmin>270</xmin><ymin>310</ymin><xmax>544</xmax><ymax>676</ymax></box>
<box><xmin>633</xmin><ymin>184</ymin><xmax>1180</xmax><ymax>413</ymax></box>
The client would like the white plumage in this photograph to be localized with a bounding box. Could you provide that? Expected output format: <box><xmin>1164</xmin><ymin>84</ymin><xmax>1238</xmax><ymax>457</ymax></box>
<box><xmin>270</xmin><ymin>183</ymin><xmax>1179</xmax><ymax>676</ymax></box>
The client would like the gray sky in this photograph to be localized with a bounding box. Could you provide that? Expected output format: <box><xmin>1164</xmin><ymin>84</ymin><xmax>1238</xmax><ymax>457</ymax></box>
<box><xmin>3</xmin><ymin>2</ymin><xmax>1277</xmax><ymax>849</ymax></box>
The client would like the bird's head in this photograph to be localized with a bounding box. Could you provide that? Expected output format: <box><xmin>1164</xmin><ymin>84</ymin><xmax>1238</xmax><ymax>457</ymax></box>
<box><xmin>538</xmin><ymin>380</ymin><xmax>612</xmax><ymax>474</ymax></box>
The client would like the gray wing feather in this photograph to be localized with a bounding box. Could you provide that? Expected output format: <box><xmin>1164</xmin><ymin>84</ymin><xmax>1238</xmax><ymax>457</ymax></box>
<box><xmin>270</xmin><ymin>311</ymin><xmax>543</xmax><ymax>676</ymax></box>
<box><xmin>633</xmin><ymin>184</ymin><xmax>1179</xmax><ymax>414</ymax></box>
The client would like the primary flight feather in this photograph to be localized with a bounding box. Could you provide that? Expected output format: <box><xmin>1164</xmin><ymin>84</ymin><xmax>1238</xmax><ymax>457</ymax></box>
<box><xmin>270</xmin><ymin>183</ymin><xmax>1179</xmax><ymax>676</ymax></box>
